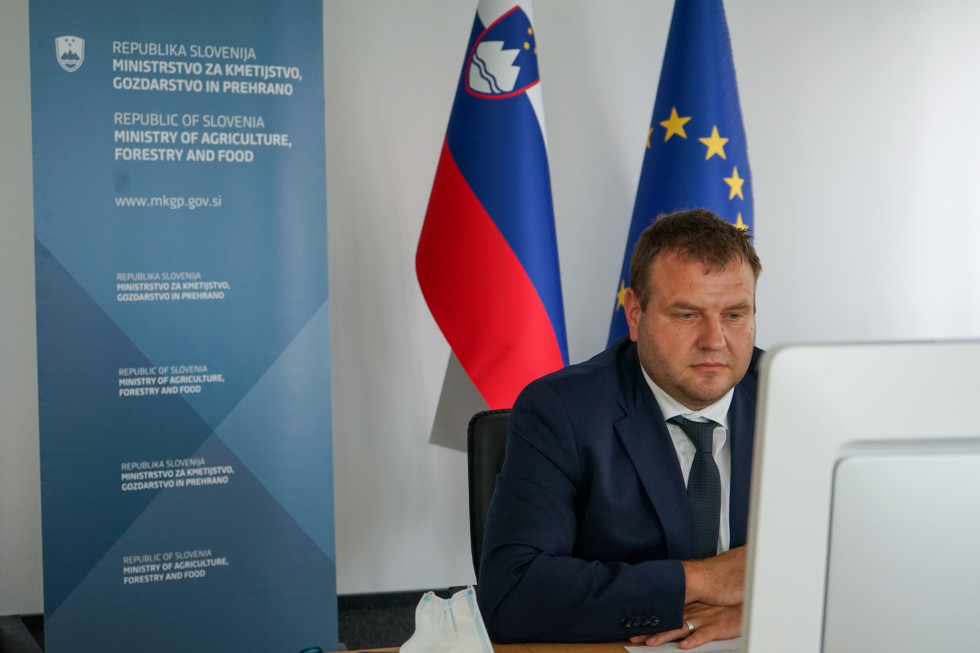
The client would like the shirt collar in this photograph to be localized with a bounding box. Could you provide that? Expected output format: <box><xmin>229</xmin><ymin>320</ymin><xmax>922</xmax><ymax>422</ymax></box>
<box><xmin>639</xmin><ymin>364</ymin><xmax>733</xmax><ymax>429</ymax></box>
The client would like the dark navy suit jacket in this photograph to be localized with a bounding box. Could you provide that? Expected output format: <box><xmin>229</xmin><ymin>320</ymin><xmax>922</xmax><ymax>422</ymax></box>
<box><xmin>476</xmin><ymin>336</ymin><xmax>761</xmax><ymax>643</ymax></box>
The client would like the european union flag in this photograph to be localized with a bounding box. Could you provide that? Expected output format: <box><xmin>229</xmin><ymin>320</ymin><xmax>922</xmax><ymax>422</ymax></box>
<box><xmin>607</xmin><ymin>0</ymin><xmax>753</xmax><ymax>344</ymax></box>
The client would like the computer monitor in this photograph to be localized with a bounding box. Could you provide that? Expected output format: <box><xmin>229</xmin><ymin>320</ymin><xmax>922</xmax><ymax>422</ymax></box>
<box><xmin>742</xmin><ymin>340</ymin><xmax>980</xmax><ymax>653</ymax></box>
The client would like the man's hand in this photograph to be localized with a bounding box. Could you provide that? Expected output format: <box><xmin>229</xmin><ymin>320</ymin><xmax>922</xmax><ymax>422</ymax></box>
<box><xmin>680</xmin><ymin>545</ymin><xmax>746</xmax><ymax>606</ymax></box>
<box><xmin>629</xmin><ymin>602</ymin><xmax>742</xmax><ymax>649</ymax></box>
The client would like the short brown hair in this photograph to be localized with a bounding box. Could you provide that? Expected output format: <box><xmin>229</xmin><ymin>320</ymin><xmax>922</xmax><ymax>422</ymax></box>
<box><xmin>629</xmin><ymin>208</ymin><xmax>761</xmax><ymax>308</ymax></box>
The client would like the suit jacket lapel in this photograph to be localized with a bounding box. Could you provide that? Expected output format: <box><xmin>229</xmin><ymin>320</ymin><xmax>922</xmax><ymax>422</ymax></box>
<box><xmin>613</xmin><ymin>343</ymin><xmax>692</xmax><ymax>559</ymax></box>
<box><xmin>728</xmin><ymin>348</ymin><xmax>761</xmax><ymax>547</ymax></box>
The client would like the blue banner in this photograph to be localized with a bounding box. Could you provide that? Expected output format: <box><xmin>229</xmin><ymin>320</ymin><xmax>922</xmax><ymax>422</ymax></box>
<box><xmin>30</xmin><ymin>1</ymin><xmax>336</xmax><ymax>651</ymax></box>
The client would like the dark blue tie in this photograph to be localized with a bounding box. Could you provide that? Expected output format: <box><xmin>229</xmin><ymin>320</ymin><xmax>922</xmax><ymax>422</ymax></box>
<box><xmin>670</xmin><ymin>417</ymin><xmax>720</xmax><ymax>559</ymax></box>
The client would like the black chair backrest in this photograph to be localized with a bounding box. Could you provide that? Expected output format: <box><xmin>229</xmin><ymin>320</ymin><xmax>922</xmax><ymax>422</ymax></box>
<box><xmin>466</xmin><ymin>409</ymin><xmax>510</xmax><ymax>579</ymax></box>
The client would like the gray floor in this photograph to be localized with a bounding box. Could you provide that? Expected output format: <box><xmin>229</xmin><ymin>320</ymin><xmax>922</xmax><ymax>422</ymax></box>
<box><xmin>0</xmin><ymin>616</ymin><xmax>43</xmax><ymax>653</ymax></box>
<box><xmin>337</xmin><ymin>590</ymin><xmax>424</xmax><ymax>650</ymax></box>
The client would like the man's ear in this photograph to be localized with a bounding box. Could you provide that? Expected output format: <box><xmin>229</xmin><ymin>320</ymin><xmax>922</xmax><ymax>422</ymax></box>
<box><xmin>623</xmin><ymin>288</ymin><xmax>642</xmax><ymax>342</ymax></box>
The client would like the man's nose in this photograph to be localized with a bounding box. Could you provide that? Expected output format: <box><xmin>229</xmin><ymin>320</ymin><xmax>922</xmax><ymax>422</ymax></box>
<box><xmin>697</xmin><ymin>315</ymin><xmax>726</xmax><ymax>349</ymax></box>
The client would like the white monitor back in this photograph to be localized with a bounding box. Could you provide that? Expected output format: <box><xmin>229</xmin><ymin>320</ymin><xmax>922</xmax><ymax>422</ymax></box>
<box><xmin>743</xmin><ymin>341</ymin><xmax>980</xmax><ymax>653</ymax></box>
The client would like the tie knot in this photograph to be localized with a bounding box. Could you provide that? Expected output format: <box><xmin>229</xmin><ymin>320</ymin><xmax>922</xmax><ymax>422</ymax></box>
<box><xmin>670</xmin><ymin>417</ymin><xmax>716</xmax><ymax>452</ymax></box>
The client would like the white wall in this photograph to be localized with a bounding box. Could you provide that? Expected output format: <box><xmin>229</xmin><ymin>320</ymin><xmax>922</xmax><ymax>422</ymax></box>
<box><xmin>3</xmin><ymin>0</ymin><xmax>980</xmax><ymax>611</ymax></box>
<box><xmin>0</xmin><ymin>0</ymin><xmax>44</xmax><ymax>615</ymax></box>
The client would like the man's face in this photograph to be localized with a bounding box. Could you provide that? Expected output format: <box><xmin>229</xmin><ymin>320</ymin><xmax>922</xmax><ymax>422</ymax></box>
<box><xmin>625</xmin><ymin>250</ymin><xmax>756</xmax><ymax>410</ymax></box>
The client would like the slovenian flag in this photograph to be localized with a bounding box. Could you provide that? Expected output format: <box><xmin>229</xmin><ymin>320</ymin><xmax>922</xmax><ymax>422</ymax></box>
<box><xmin>416</xmin><ymin>0</ymin><xmax>568</xmax><ymax>410</ymax></box>
<box><xmin>607</xmin><ymin>0</ymin><xmax>753</xmax><ymax>344</ymax></box>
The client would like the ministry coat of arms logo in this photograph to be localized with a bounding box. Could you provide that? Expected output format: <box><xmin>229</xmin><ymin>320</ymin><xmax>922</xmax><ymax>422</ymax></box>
<box><xmin>55</xmin><ymin>36</ymin><xmax>84</xmax><ymax>72</ymax></box>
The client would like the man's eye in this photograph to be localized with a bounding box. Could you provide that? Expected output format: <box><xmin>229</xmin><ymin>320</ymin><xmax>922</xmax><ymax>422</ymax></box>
<box><xmin>679</xmin><ymin>313</ymin><xmax>695</xmax><ymax>320</ymax></box>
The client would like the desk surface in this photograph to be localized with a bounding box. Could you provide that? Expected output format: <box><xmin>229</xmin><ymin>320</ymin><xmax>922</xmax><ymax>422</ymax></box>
<box><xmin>495</xmin><ymin>643</ymin><xmax>628</xmax><ymax>653</ymax></box>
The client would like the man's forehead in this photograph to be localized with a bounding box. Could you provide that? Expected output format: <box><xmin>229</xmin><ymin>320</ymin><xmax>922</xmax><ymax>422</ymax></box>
<box><xmin>648</xmin><ymin>253</ymin><xmax>756</xmax><ymax>300</ymax></box>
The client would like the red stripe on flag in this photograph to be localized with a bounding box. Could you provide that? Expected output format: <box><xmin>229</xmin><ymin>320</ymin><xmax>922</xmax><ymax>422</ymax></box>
<box><xmin>417</xmin><ymin>139</ymin><xmax>564</xmax><ymax>409</ymax></box>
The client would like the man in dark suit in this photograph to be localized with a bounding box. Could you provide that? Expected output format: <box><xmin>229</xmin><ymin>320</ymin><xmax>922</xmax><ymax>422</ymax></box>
<box><xmin>477</xmin><ymin>209</ymin><xmax>761</xmax><ymax>648</ymax></box>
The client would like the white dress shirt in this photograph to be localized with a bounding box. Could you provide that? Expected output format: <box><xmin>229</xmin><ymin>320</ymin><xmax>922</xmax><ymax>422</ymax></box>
<box><xmin>638</xmin><ymin>366</ymin><xmax>733</xmax><ymax>555</ymax></box>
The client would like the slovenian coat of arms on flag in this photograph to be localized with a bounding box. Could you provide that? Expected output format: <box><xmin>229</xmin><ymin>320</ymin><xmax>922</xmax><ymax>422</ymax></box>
<box><xmin>416</xmin><ymin>0</ymin><xmax>568</xmax><ymax>411</ymax></box>
<box><xmin>607</xmin><ymin>0</ymin><xmax>753</xmax><ymax>344</ymax></box>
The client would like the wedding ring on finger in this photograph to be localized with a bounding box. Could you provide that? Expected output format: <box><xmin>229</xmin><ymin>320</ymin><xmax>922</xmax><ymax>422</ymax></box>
<box><xmin>685</xmin><ymin>619</ymin><xmax>695</xmax><ymax>634</ymax></box>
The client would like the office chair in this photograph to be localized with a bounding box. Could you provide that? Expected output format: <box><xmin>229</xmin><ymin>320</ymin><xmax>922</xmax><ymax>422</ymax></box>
<box><xmin>466</xmin><ymin>409</ymin><xmax>510</xmax><ymax>580</ymax></box>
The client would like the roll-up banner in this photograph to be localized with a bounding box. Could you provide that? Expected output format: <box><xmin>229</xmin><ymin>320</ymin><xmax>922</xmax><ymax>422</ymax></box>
<box><xmin>29</xmin><ymin>1</ymin><xmax>336</xmax><ymax>650</ymax></box>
